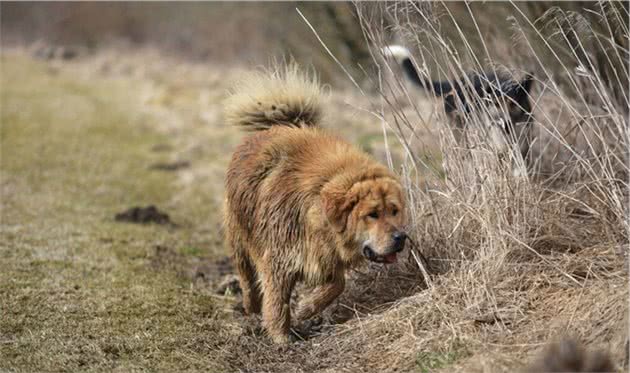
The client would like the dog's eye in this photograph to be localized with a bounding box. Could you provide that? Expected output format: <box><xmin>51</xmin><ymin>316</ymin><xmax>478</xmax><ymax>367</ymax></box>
<box><xmin>367</xmin><ymin>211</ymin><xmax>379</xmax><ymax>219</ymax></box>
<box><xmin>392</xmin><ymin>207</ymin><xmax>398</xmax><ymax>216</ymax></box>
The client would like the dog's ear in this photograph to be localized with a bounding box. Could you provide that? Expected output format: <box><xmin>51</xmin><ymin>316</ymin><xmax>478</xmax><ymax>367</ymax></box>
<box><xmin>513</xmin><ymin>73</ymin><xmax>534</xmax><ymax>107</ymax></box>
<box><xmin>321</xmin><ymin>183</ymin><xmax>358</xmax><ymax>233</ymax></box>
<box><xmin>508</xmin><ymin>73</ymin><xmax>535</xmax><ymax>118</ymax></box>
<box><xmin>443</xmin><ymin>89</ymin><xmax>458</xmax><ymax>113</ymax></box>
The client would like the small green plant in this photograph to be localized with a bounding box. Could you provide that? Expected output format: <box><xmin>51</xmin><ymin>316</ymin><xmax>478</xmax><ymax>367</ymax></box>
<box><xmin>415</xmin><ymin>341</ymin><xmax>469</xmax><ymax>373</ymax></box>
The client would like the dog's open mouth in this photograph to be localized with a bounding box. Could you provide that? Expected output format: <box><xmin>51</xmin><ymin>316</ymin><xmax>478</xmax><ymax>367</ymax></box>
<box><xmin>378</xmin><ymin>252</ymin><xmax>398</xmax><ymax>264</ymax></box>
<box><xmin>363</xmin><ymin>246</ymin><xmax>398</xmax><ymax>264</ymax></box>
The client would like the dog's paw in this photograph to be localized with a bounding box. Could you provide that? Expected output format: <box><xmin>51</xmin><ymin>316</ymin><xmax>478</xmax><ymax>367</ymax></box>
<box><xmin>302</xmin><ymin>316</ymin><xmax>324</xmax><ymax>333</ymax></box>
<box><xmin>291</xmin><ymin>316</ymin><xmax>325</xmax><ymax>340</ymax></box>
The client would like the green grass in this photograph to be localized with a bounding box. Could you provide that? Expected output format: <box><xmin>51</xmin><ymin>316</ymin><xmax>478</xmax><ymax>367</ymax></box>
<box><xmin>0</xmin><ymin>55</ymin><xmax>234</xmax><ymax>372</ymax></box>
<box><xmin>179</xmin><ymin>246</ymin><xmax>205</xmax><ymax>257</ymax></box>
<box><xmin>415</xmin><ymin>341</ymin><xmax>470</xmax><ymax>373</ymax></box>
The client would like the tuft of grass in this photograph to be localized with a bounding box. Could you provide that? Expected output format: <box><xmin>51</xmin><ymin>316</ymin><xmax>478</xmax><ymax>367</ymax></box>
<box><xmin>416</xmin><ymin>351</ymin><xmax>464</xmax><ymax>373</ymax></box>
<box><xmin>179</xmin><ymin>246</ymin><xmax>204</xmax><ymax>257</ymax></box>
<box><xmin>415</xmin><ymin>340</ymin><xmax>470</xmax><ymax>372</ymax></box>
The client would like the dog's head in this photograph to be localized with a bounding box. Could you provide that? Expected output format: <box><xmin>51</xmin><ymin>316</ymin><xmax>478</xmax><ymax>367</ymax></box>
<box><xmin>443</xmin><ymin>73</ymin><xmax>535</xmax><ymax>156</ymax></box>
<box><xmin>322</xmin><ymin>174</ymin><xmax>407</xmax><ymax>264</ymax></box>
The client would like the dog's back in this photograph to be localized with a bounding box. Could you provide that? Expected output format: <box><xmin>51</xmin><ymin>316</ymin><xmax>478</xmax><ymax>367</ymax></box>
<box><xmin>224</xmin><ymin>66</ymin><xmax>325</xmax><ymax>262</ymax></box>
<box><xmin>223</xmin><ymin>66</ymin><xmax>373</xmax><ymax>256</ymax></box>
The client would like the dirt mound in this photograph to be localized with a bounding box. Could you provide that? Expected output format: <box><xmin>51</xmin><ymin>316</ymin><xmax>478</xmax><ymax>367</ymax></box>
<box><xmin>149</xmin><ymin>160</ymin><xmax>190</xmax><ymax>171</ymax></box>
<box><xmin>114</xmin><ymin>205</ymin><xmax>172</xmax><ymax>225</ymax></box>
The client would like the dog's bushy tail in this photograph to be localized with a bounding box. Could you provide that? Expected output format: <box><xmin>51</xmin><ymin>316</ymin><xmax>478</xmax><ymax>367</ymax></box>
<box><xmin>224</xmin><ymin>64</ymin><xmax>323</xmax><ymax>131</ymax></box>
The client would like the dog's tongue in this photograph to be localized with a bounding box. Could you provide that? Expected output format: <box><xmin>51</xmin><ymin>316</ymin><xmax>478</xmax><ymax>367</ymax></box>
<box><xmin>384</xmin><ymin>253</ymin><xmax>397</xmax><ymax>264</ymax></box>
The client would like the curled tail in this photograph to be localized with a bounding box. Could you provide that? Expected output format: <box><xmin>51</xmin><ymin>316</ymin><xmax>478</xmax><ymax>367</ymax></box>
<box><xmin>381</xmin><ymin>45</ymin><xmax>453</xmax><ymax>96</ymax></box>
<box><xmin>224</xmin><ymin>64</ymin><xmax>323</xmax><ymax>131</ymax></box>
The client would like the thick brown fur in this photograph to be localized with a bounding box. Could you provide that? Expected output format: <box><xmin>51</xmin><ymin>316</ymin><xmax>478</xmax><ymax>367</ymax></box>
<box><xmin>524</xmin><ymin>337</ymin><xmax>617</xmax><ymax>372</ymax></box>
<box><xmin>223</xmin><ymin>65</ymin><xmax>407</xmax><ymax>343</ymax></box>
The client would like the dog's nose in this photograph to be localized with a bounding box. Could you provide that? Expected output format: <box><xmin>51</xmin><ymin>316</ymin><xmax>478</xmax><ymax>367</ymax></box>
<box><xmin>392</xmin><ymin>231</ymin><xmax>407</xmax><ymax>244</ymax></box>
<box><xmin>392</xmin><ymin>232</ymin><xmax>407</xmax><ymax>253</ymax></box>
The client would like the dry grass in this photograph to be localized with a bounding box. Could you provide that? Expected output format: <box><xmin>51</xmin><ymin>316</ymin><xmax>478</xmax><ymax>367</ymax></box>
<box><xmin>332</xmin><ymin>2</ymin><xmax>629</xmax><ymax>372</ymax></box>
<box><xmin>1</xmin><ymin>1</ymin><xmax>629</xmax><ymax>372</ymax></box>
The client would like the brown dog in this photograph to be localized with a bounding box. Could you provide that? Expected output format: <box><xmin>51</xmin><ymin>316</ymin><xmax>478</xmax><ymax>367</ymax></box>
<box><xmin>223</xmin><ymin>66</ymin><xmax>407</xmax><ymax>343</ymax></box>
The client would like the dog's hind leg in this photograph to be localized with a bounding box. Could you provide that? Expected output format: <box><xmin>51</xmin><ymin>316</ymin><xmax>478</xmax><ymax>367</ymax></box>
<box><xmin>233</xmin><ymin>245</ymin><xmax>262</xmax><ymax>315</ymax></box>
<box><xmin>260</xmin><ymin>267</ymin><xmax>295</xmax><ymax>344</ymax></box>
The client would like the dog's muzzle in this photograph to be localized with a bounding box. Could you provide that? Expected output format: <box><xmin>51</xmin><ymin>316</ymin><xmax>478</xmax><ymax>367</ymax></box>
<box><xmin>362</xmin><ymin>232</ymin><xmax>407</xmax><ymax>264</ymax></box>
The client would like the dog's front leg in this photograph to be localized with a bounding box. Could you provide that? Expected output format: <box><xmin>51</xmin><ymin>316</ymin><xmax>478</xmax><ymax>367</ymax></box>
<box><xmin>295</xmin><ymin>276</ymin><xmax>345</xmax><ymax>323</ymax></box>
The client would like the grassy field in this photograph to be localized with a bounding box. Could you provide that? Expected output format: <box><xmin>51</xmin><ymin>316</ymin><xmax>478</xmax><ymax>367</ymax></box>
<box><xmin>0</xmin><ymin>48</ymin><xmax>421</xmax><ymax>372</ymax></box>
<box><xmin>1</xmin><ymin>7</ymin><xmax>628</xmax><ymax>369</ymax></box>
<box><xmin>0</xmin><ymin>52</ymin><xmax>236</xmax><ymax>371</ymax></box>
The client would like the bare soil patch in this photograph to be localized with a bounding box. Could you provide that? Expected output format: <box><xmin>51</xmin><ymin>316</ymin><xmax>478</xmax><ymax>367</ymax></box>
<box><xmin>115</xmin><ymin>205</ymin><xmax>173</xmax><ymax>225</ymax></box>
<box><xmin>149</xmin><ymin>160</ymin><xmax>191</xmax><ymax>171</ymax></box>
